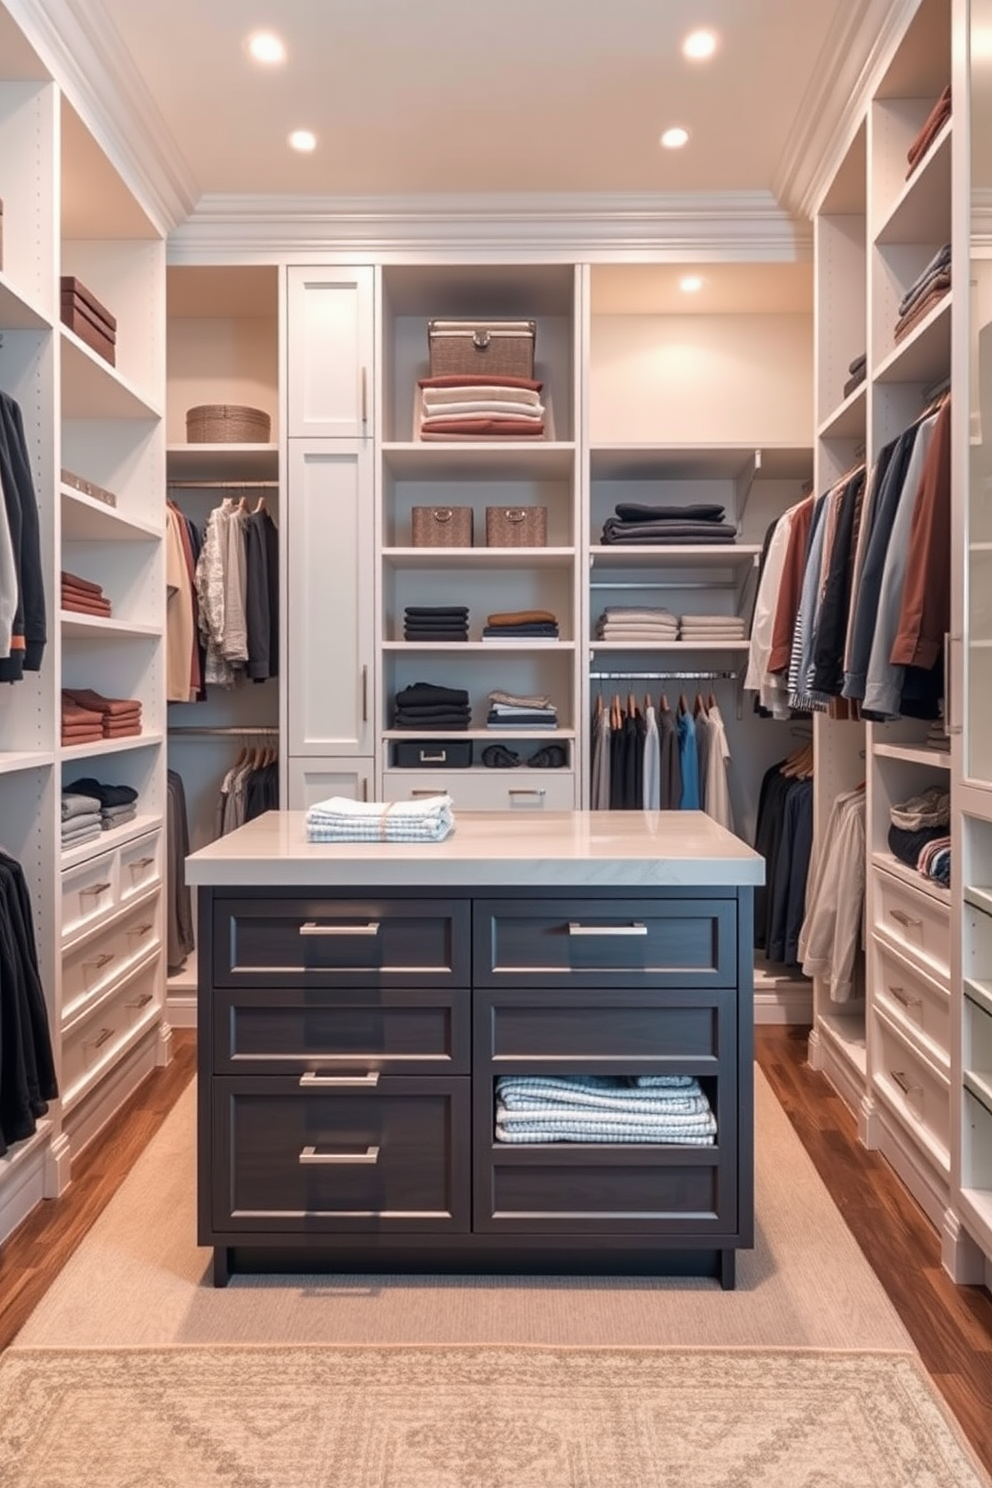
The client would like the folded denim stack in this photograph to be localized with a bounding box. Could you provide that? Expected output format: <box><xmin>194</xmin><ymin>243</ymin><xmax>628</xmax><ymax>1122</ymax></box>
<box><xmin>600</xmin><ymin>502</ymin><xmax>737</xmax><ymax>546</ymax></box>
<box><xmin>393</xmin><ymin>682</ymin><xmax>471</xmax><ymax>730</ymax></box>
<box><xmin>60</xmin><ymin>789</ymin><xmax>103</xmax><ymax>850</ymax></box>
<box><xmin>403</xmin><ymin>605</ymin><xmax>469</xmax><ymax>642</ymax></box>
<box><xmin>418</xmin><ymin>374</ymin><xmax>545</xmax><ymax>441</ymax></box>
<box><xmin>305</xmin><ymin>793</ymin><xmax>454</xmax><ymax>844</ymax></box>
<box><xmin>894</xmin><ymin>243</ymin><xmax>951</xmax><ymax>342</ymax></box>
<box><xmin>595</xmin><ymin>606</ymin><xmax>679</xmax><ymax>643</ymax></box>
<box><xmin>482</xmin><ymin>608</ymin><xmax>559</xmax><ymax>642</ymax></box>
<box><xmin>887</xmin><ymin>786</ymin><xmax>951</xmax><ymax>887</ymax></box>
<box><xmin>486</xmin><ymin>687</ymin><xmax>558</xmax><ymax>730</ymax></box>
<box><xmin>66</xmin><ymin>776</ymin><xmax>139</xmax><ymax>832</ymax></box>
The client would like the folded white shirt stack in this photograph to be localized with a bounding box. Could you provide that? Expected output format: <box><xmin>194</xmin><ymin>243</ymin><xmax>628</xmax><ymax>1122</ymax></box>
<box><xmin>305</xmin><ymin>793</ymin><xmax>455</xmax><ymax>843</ymax></box>
<box><xmin>595</xmin><ymin>606</ymin><xmax>680</xmax><ymax>642</ymax></box>
<box><xmin>678</xmin><ymin>614</ymin><xmax>748</xmax><ymax>642</ymax></box>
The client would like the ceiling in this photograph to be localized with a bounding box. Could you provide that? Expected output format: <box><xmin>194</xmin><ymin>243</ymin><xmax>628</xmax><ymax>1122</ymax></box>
<box><xmin>86</xmin><ymin>0</ymin><xmax>860</xmax><ymax>208</ymax></box>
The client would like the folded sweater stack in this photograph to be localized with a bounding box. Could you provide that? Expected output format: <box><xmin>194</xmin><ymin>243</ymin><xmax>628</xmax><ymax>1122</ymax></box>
<box><xmin>482</xmin><ymin>608</ymin><xmax>559</xmax><ymax>641</ymax></box>
<box><xmin>595</xmin><ymin>607</ymin><xmax>679</xmax><ymax>643</ymax></box>
<box><xmin>494</xmin><ymin>1074</ymin><xmax>717</xmax><ymax>1144</ymax></box>
<box><xmin>678</xmin><ymin>614</ymin><xmax>748</xmax><ymax>644</ymax></box>
<box><xmin>418</xmin><ymin>374</ymin><xmax>545</xmax><ymax>440</ymax></box>
<box><xmin>61</xmin><ymin>777</ymin><xmax>139</xmax><ymax>848</ymax></box>
<box><xmin>600</xmin><ymin>503</ymin><xmax>737</xmax><ymax>546</ymax></box>
<box><xmin>305</xmin><ymin>793</ymin><xmax>454</xmax><ymax>843</ymax></box>
<box><xmin>894</xmin><ymin>244</ymin><xmax>950</xmax><ymax>342</ymax></box>
<box><xmin>486</xmin><ymin>686</ymin><xmax>558</xmax><ymax>729</ymax></box>
<box><xmin>393</xmin><ymin>681</ymin><xmax>471</xmax><ymax>730</ymax></box>
<box><xmin>62</xmin><ymin>687</ymin><xmax>142</xmax><ymax>743</ymax></box>
<box><xmin>403</xmin><ymin>606</ymin><xmax>469</xmax><ymax>642</ymax></box>
<box><xmin>887</xmin><ymin>786</ymin><xmax>950</xmax><ymax>887</ymax></box>
<box><xmin>61</xmin><ymin>569</ymin><xmax>112</xmax><ymax>619</ymax></box>
<box><xmin>906</xmin><ymin>84</ymin><xmax>951</xmax><ymax>180</ymax></box>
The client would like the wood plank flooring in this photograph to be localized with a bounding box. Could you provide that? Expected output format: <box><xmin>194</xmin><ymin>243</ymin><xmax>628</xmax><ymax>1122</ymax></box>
<box><xmin>0</xmin><ymin>1023</ymin><xmax>990</xmax><ymax>1474</ymax></box>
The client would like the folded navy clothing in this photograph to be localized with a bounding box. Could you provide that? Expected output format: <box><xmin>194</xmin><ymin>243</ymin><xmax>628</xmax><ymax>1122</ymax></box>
<box><xmin>404</xmin><ymin>606</ymin><xmax>470</xmax><ymax>617</ymax></box>
<box><xmin>482</xmin><ymin>624</ymin><xmax>559</xmax><ymax>637</ymax></box>
<box><xmin>614</xmin><ymin>503</ymin><xmax>726</xmax><ymax>522</ymax></box>
<box><xmin>888</xmin><ymin>822</ymin><xmax>948</xmax><ymax>868</ymax></box>
<box><xmin>395</xmin><ymin>682</ymin><xmax>470</xmax><ymax>707</ymax></box>
<box><xmin>601</xmin><ymin>519</ymin><xmax>737</xmax><ymax>544</ymax></box>
<box><xmin>394</xmin><ymin>717</ymin><xmax>470</xmax><ymax>730</ymax></box>
<box><xmin>404</xmin><ymin>630</ymin><xmax>469</xmax><ymax>641</ymax></box>
<box><xmin>65</xmin><ymin>777</ymin><xmax>139</xmax><ymax>808</ymax></box>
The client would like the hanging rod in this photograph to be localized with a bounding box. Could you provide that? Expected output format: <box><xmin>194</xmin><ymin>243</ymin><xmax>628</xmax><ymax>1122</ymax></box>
<box><xmin>169</xmin><ymin>725</ymin><xmax>279</xmax><ymax>736</ymax></box>
<box><xmin>590</xmin><ymin>580</ymin><xmax>737</xmax><ymax>591</ymax></box>
<box><xmin>167</xmin><ymin>480</ymin><xmax>279</xmax><ymax>490</ymax></box>
<box><xmin>589</xmin><ymin>669</ymin><xmax>737</xmax><ymax>681</ymax></box>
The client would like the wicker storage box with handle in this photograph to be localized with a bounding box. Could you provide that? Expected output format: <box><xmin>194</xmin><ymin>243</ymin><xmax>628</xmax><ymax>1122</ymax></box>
<box><xmin>186</xmin><ymin>404</ymin><xmax>271</xmax><ymax>444</ymax></box>
<box><xmin>486</xmin><ymin>505</ymin><xmax>547</xmax><ymax>547</ymax></box>
<box><xmin>427</xmin><ymin>320</ymin><xmax>536</xmax><ymax>380</ymax></box>
<box><xmin>411</xmin><ymin>506</ymin><xmax>474</xmax><ymax>547</ymax></box>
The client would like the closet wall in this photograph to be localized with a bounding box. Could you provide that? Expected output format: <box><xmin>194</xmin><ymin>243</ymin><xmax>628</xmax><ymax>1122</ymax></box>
<box><xmin>0</xmin><ymin>3</ymin><xmax>169</xmax><ymax>1245</ymax></box>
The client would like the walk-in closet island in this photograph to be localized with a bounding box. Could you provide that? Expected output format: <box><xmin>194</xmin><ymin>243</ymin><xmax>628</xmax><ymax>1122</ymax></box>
<box><xmin>186</xmin><ymin>809</ymin><xmax>761</xmax><ymax>1287</ymax></box>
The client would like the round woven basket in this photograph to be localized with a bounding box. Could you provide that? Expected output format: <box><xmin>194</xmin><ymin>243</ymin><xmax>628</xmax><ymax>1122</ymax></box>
<box><xmin>186</xmin><ymin>404</ymin><xmax>271</xmax><ymax>444</ymax></box>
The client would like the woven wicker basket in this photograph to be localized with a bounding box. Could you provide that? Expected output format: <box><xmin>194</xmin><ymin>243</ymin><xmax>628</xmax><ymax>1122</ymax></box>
<box><xmin>486</xmin><ymin>505</ymin><xmax>547</xmax><ymax>547</ymax></box>
<box><xmin>186</xmin><ymin>404</ymin><xmax>271</xmax><ymax>444</ymax></box>
<box><xmin>411</xmin><ymin>506</ymin><xmax>474</xmax><ymax>547</ymax></box>
<box><xmin>427</xmin><ymin>320</ymin><xmax>536</xmax><ymax>380</ymax></box>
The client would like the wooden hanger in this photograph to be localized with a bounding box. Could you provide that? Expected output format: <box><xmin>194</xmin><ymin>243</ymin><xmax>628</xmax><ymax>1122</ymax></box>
<box><xmin>660</xmin><ymin>692</ymin><xmax>670</xmax><ymax>713</ymax></box>
<box><xmin>707</xmin><ymin>692</ymin><xmax>717</xmax><ymax>711</ymax></box>
<box><xmin>694</xmin><ymin>692</ymin><xmax>706</xmax><ymax>716</ymax></box>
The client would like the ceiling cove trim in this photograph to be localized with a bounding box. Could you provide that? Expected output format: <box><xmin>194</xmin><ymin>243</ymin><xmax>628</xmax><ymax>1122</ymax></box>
<box><xmin>167</xmin><ymin>192</ymin><xmax>813</xmax><ymax>263</ymax></box>
<box><xmin>10</xmin><ymin>0</ymin><xmax>198</xmax><ymax>234</ymax></box>
<box><xmin>774</xmin><ymin>0</ymin><xmax>922</xmax><ymax>220</ymax></box>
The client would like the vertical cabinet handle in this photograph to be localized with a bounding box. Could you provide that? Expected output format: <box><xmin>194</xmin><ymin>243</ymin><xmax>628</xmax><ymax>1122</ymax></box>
<box><xmin>362</xmin><ymin>664</ymin><xmax>368</xmax><ymax>723</ymax></box>
<box><xmin>360</xmin><ymin>366</ymin><xmax>368</xmax><ymax>425</ymax></box>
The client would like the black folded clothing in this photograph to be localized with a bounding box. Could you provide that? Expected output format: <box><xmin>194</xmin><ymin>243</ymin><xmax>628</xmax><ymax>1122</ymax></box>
<box><xmin>65</xmin><ymin>776</ymin><xmax>139</xmax><ymax>808</ymax></box>
<box><xmin>482</xmin><ymin>624</ymin><xmax>559</xmax><ymax>637</ymax></box>
<box><xmin>404</xmin><ymin>606</ymin><xmax>470</xmax><ymax>618</ymax></box>
<box><xmin>614</xmin><ymin>503</ymin><xmax>726</xmax><ymax>522</ymax></box>
<box><xmin>600</xmin><ymin>519</ymin><xmax>737</xmax><ymax>544</ymax></box>
<box><xmin>394</xmin><ymin>716</ymin><xmax>470</xmax><ymax>730</ymax></box>
<box><xmin>395</xmin><ymin>682</ymin><xmax>470</xmax><ymax>707</ymax></box>
<box><xmin>527</xmin><ymin>744</ymin><xmax>567</xmax><ymax>768</ymax></box>
<box><xmin>404</xmin><ymin>629</ymin><xmax>469</xmax><ymax>642</ymax></box>
<box><xmin>481</xmin><ymin>744</ymin><xmax>522</xmax><ymax>768</ymax></box>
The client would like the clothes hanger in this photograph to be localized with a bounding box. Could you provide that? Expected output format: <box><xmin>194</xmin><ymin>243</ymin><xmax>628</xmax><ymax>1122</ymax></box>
<box><xmin>694</xmin><ymin>692</ymin><xmax>706</xmax><ymax>716</ymax></box>
<box><xmin>660</xmin><ymin>692</ymin><xmax>670</xmax><ymax>713</ymax></box>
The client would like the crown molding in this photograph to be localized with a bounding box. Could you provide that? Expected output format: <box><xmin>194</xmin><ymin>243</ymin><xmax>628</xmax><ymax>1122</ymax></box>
<box><xmin>167</xmin><ymin>191</ymin><xmax>813</xmax><ymax>263</ymax></box>
<box><xmin>774</xmin><ymin>0</ymin><xmax>922</xmax><ymax>219</ymax></box>
<box><xmin>7</xmin><ymin>0</ymin><xmax>198</xmax><ymax>234</ymax></box>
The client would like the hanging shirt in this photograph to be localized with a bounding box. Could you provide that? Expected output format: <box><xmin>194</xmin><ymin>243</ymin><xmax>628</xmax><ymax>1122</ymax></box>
<box><xmin>677</xmin><ymin>709</ymin><xmax>700</xmax><ymax>809</ymax></box>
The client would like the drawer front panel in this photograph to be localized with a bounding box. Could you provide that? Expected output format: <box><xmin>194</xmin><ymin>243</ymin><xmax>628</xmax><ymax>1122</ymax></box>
<box><xmin>213</xmin><ymin>896</ymin><xmax>471</xmax><ymax>986</ymax></box>
<box><xmin>61</xmin><ymin>847</ymin><xmax>117</xmax><ymax>943</ymax></box>
<box><xmin>118</xmin><ymin>830</ymin><xmax>162</xmax><ymax>905</ymax></box>
<box><xmin>481</xmin><ymin>1151</ymin><xmax>728</xmax><ymax>1233</ymax></box>
<box><xmin>872</xmin><ymin>937</ymin><xmax>950</xmax><ymax>1068</ymax></box>
<box><xmin>870</xmin><ymin>1006</ymin><xmax>950</xmax><ymax>1171</ymax></box>
<box><xmin>872</xmin><ymin>869</ymin><xmax>950</xmax><ymax>982</ymax></box>
<box><xmin>476</xmin><ymin>987</ymin><xmax>732</xmax><ymax>1069</ymax></box>
<box><xmin>474</xmin><ymin>898</ymin><xmax>736</xmax><ymax>987</ymax></box>
<box><xmin>62</xmin><ymin>897</ymin><xmax>161</xmax><ymax>1026</ymax></box>
<box><xmin>62</xmin><ymin>960</ymin><xmax>161</xmax><ymax>1109</ymax></box>
<box><xmin>212</xmin><ymin>986</ymin><xmax>470</xmax><ymax>1075</ymax></box>
<box><xmin>213</xmin><ymin>1077</ymin><xmax>470</xmax><ymax>1232</ymax></box>
<box><xmin>383</xmin><ymin>771</ymin><xmax>576</xmax><ymax>813</ymax></box>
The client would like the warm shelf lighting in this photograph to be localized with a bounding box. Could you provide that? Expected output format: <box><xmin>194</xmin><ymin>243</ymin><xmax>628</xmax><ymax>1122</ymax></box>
<box><xmin>680</xmin><ymin>275</ymin><xmax>703</xmax><ymax>293</ymax></box>
<box><xmin>247</xmin><ymin>31</ymin><xmax>286</xmax><ymax>65</ymax></box>
<box><xmin>682</xmin><ymin>29</ymin><xmax>718</xmax><ymax>61</ymax></box>
<box><xmin>660</xmin><ymin>126</ymin><xmax>690</xmax><ymax>150</ymax></box>
<box><xmin>289</xmin><ymin>129</ymin><xmax>317</xmax><ymax>153</ymax></box>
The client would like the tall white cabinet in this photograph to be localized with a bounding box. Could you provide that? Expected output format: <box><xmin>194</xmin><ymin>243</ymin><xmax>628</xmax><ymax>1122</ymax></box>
<box><xmin>0</xmin><ymin>2</ymin><xmax>169</xmax><ymax>1244</ymax></box>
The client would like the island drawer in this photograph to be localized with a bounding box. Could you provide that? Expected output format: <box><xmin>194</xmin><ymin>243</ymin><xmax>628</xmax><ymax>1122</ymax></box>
<box><xmin>210</xmin><ymin>1075</ymin><xmax>471</xmax><ymax>1233</ymax></box>
<box><xmin>211</xmin><ymin>985</ymin><xmax>470</xmax><ymax>1075</ymax></box>
<box><xmin>474</xmin><ymin>985</ymin><xmax>733</xmax><ymax>1069</ymax></box>
<box><xmin>211</xmin><ymin>894</ymin><xmax>471</xmax><ymax>987</ymax></box>
<box><xmin>473</xmin><ymin>896</ymin><xmax>737</xmax><ymax>987</ymax></box>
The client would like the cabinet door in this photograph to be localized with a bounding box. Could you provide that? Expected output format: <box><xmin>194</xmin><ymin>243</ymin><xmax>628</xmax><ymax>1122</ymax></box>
<box><xmin>286</xmin><ymin>266</ymin><xmax>373</xmax><ymax>438</ymax></box>
<box><xmin>285</xmin><ymin>757</ymin><xmax>372</xmax><ymax>808</ymax></box>
<box><xmin>287</xmin><ymin>440</ymin><xmax>374</xmax><ymax>756</ymax></box>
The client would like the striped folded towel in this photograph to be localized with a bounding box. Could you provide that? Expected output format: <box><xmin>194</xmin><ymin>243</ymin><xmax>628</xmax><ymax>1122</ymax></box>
<box><xmin>495</xmin><ymin>1074</ymin><xmax>711</xmax><ymax>1116</ymax></box>
<box><xmin>305</xmin><ymin>794</ymin><xmax>454</xmax><ymax>843</ymax></box>
<box><xmin>495</xmin><ymin>1110</ymin><xmax>717</xmax><ymax>1144</ymax></box>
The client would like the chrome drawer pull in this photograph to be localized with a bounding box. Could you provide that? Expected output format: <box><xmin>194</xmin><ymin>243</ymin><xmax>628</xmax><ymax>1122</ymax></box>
<box><xmin>891</xmin><ymin>1069</ymin><xmax>921</xmax><ymax>1099</ymax></box>
<box><xmin>128</xmin><ymin>922</ymin><xmax>154</xmax><ymax>936</ymax></box>
<box><xmin>411</xmin><ymin>788</ymin><xmax>446</xmax><ymax>797</ymax></box>
<box><xmin>129</xmin><ymin>857</ymin><xmax>155</xmax><ymax>871</ymax></box>
<box><xmin>568</xmin><ymin>922</ymin><xmax>648</xmax><ymax>937</ymax></box>
<box><xmin>299</xmin><ymin>1144</ymin><xmax>379</xmax><ymax>1165</ymax></box>
<box><xmin>126</xmin><ymin>992</ymin><xmax>154</xmax><ymax>1010</ymax></box>
<box><xmin>508</xmin><ymin>789</ymin><xmax>546</xmax><ymax>799</ymax></box>
<box><xmin>889</xmin><ymin>909</ymin><xmax>923</xmax><ymax>928</ymax></box>
<box><xmin>888</xmin><ymin>985</ymin><xmax>921</xmax><ymax>1009</ymax></box>
<box><xmin>299</xmin><ymin>921</ymin><xmax>380</xmax><ymax>937</ymax></box>
<box><xmin>299</xmin><ymin>1071</ymin><xmax>380</xmax><ymax>1088</ymax></box>
<box><xmin>85</xmin><ymin>1027</ymin><xmax>114</xmax><ymax>1050</ymax></box>
<box><xmin>80</xmin><ymin>881</ymin><xmax>112</xmax><ymax>897</ymax></box>
<box><xmin>83</xmin><ymin>951</ymin><xmax>115</xmax><ymax>971</ymax></box>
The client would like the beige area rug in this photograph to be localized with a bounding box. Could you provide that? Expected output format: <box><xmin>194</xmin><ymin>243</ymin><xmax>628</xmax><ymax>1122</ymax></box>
<box><xmin>13</xmin><ymin>1069</ymin><xmax>915</xmax><ymax>1351</ymax></box>
<box><xmin>1</xmin><ymin>1343</ymin><xmax>989</xmax><ymax>1487</ymax></box>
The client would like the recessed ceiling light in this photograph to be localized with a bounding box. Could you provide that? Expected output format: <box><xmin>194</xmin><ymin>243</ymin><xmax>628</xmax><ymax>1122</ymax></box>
<box><xmin>680</xmin><ymin>275</ymin><xmax>703</xmax><ymax>293</ymax></box>
<box><xmin>289</xmin><ymin>129</ymin><xmax>317</xmax><ymax>153</ymax></box>
<box><xmin>247</xmin><ymin>31</ymin><xmax>286</xmax><ymax>65</ymax></box>
<box><xmin>661</xmin><ymin>126</ymin><xmax>690</xmax><ymax>150</ymax></box>
<box><xmin>682</xmin><ymin>29</ymin><xmax>718</xmax><ymax>61</ymax></box>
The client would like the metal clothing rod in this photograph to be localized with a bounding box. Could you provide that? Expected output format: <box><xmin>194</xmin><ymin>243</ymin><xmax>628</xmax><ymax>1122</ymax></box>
<box><xmin>169</xmin><ymin>725</ymin><xmax>279</xmax><ymax>736</ymax></box>
<box><xmin>589</xmin><ymin>580</ymin><xmax>736</xmax><ymax>591</ymax></box>
<box><xmin>589</xmin><ymin>670</ymin><xmax>737</xmax><ymax>681</ymax></box>
<box><xmin>167</xmin><ymin>480</ymin><xmax>279</xmax><ymax>490</ymax></box>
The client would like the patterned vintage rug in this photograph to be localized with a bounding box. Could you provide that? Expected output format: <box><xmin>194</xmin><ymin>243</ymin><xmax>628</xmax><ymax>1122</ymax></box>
<box><xmin>0</xmin><ymin>1344</ymin><xmax>987</xmax><ymax>1487</ymax></box>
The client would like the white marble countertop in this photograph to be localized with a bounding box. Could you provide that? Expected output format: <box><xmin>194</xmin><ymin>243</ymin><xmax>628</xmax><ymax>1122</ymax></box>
<box><xmin>185</xmin><ymin>809</ymin><xmax>764</xmax><ymax>888</ymax></box>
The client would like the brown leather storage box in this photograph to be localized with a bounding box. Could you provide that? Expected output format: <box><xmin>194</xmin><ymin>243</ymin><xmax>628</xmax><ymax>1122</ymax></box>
<box><xmin>60</xmin><ymin>276</ymin><xmax>117</xmax><ymax>366</ymax></box>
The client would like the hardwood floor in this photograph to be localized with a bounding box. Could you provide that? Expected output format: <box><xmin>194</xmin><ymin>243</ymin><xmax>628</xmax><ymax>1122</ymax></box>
<box><xmin>0</xmin><ymin>1023</ymin><xmax>991</xmax><ymax>1473</ymax></box>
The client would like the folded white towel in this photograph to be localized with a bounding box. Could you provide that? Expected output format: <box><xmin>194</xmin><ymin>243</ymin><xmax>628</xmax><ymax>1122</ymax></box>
<box><xmin>305</xmin><ymin>794</ymin><xmax>454</xmax><ymax>843</ymax></box>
